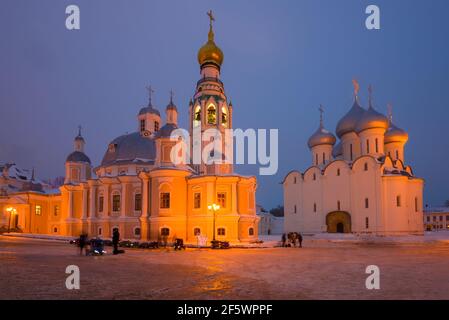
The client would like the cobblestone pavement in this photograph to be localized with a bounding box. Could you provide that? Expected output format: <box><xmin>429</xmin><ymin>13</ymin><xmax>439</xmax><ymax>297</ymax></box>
<box><xmin>1</xmin><ymin>236</ymin><xmax>448</xmax><ymax>300</ymax></box>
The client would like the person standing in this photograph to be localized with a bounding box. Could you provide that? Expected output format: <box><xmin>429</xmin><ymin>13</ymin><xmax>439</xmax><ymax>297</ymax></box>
<box><xmin>298</xmin><ymin>232</ymin><xmax>303</xmax><ymax>248</ymax></box>
<box><xmin>112</xmin><ymin>229</ymin><xmax>120</xmax><ymax>255</ymax></box>
<box><xmin>281</xmin><ymin>233</ymin><xmax>286</xmax><ymax>247</ymax></box>
<box><xmin>78</xmin><ymin>233</ymin><xmax>87</xmax><ymax>255</ymax></box>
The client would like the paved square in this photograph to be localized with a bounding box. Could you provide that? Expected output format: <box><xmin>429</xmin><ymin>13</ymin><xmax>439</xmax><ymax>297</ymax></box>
<box><xmin>1</xmin><ymin>236</ymin><xmax>448</xmax><ymax>299</ymax></box>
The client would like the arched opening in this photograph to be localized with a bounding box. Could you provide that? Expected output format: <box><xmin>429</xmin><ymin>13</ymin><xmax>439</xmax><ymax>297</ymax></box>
<box><xmin>326</xmin><ymin>211</ymin><xmax>351</xmax><ymax>233</ymax></box>
<box><xmin>221</xmin><ymin>106</ymin><xmax>228</xmax><ymax>127</ymax></box>
<box><xmin>207</xmin><ymin>104</ymin><xmax>216</xmax><ymax>124</ymax></box>
<box><xmin>194</xmin><ymin>105</ymin><xmax>201</xmax><ymax>127</ymax></box>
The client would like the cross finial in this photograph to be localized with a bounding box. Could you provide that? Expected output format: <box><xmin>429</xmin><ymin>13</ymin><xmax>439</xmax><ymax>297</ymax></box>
<box><xmin>207</xmin><ymin>10</ymin><xmax>215</xmax><ymax>27</ymax></box>
<box><xmin>387</xmin><ymin>103</ymin><xmax>393</xmax><ymax>123</ymax></box>
<box><xmin>77</xmin><ymin>125</ymin><xmax>82</xmax><ymax>137</ymax></box>
<box><xmin>146</xmin><ymin>85</ymin><xmax>154</xmax><ymax>106</ymax></box>
<box><xmin>319</xmin><ymin>104</ymin><xmax>324</xmax><ymax>128</ymax></box>
<box><xmin>169</xmin><ymin>89</ymin><xmax>174</xmax><ymax>104</ymax></box>
<box><xmin>352</xmin><ymin>79</ymin><xmax>360</xmax><ymax>97</ymax></box>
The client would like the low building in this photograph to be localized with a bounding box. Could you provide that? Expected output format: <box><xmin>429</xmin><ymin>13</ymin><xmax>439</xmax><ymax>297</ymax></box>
<box><xmin>257</xmin><ymin>205</ymin><xmax>284</xmax><ymax>235</ymax></box>
<box><xmin>423</xmin><ymin>207</ymin><xmax>449</xmax><ymax>231</ymax></box>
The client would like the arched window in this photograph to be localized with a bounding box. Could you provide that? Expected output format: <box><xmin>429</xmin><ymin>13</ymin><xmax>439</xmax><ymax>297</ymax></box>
<box><xmin>134</xmin><ymin>227</ymin><xmax>141</xmax><ymax>237</ymax></box>
<box><xmin>161</xmin><ymin>227</ymin><xmax>170</xmax><ymax>236</ymax></box>
<box><xmin>248</xmin><ymin>227</ymin><xmax>254</xmax><ymax>236</ymax></box>
<box><xmin>313</xmin><ymin>203</ymin><xmax>317</xmax><ymax>212</ymax></box>
<box><xmin>350</xmin><ymin>144</ymin><xmax>353</xmax><ymax>161</ymax></box>
<box><xmin>207</xmin><ymin>104</ymin><xmax>216</xmax><ymax>124</ymax></box>
<box><xmin>221</xmin><ymin>106</ymin><xmax>228</xmax><ymax>127</ymax></box>
<box><xmin>154</xmin><ymin>121</ymin><xmax>159</xmax><ymax>132</ymax></box>
<box><xmin>140</xmin><ymin>119</ymin><xmax>146</xmax><ymax>132</ymax></box>
<box><xmin>98</xmin><ymin>227</ymin><xmax>102</xmax><ymax>235</ymax></box>
<box><xmin>415</xmin><ymin>197</ymin><xmax>419</xmax><ymax>212</ymax></box>
<box><xmin>337</xmin><ymin>201</ymin><xmax>341</xmax><ymax>211</ymax></box>
<box><xmin>322</xmin><ymin>152</ymin><xmax>325</xmax><ymax>165</ymax></box>
<box><xmin>112</xmin><ymin>192</ymin><xmax>121</xmax><ymax>212</ymax></box>
<box><xmin>364</xmin><ymin>163</ymin><xmax>368</xmax><ymax>171</ymax></box>
<box><xmin>98</xmin><ymin>194</ymin><xmax>104</xmax><ymax>213</ymax></box>
<box><xmin>217</xmin><ymin>228</ymin><xmax>226</xmax><ymax>236</ymax></box>
<box><xmin>365</xmin><ymin>217</ymin><xmax>369</xmax><ymax>229</ymax></box>
<box><xmin>160</xmin><ymin>192</ymin><xmax>170</xmax><ymax>209</ymax></box>
<box><xmin>337</xmin><ymin>168</ymin><xmax>341</xmax><ymax>176</ymax></box>
<box><xmin>293</xmin><ymin>177</ymin><xmax>297</xmax><ymax>184</ymax></box>
<box><xmin>313</xmin><ymin>173</ymin><xmax>316</xmax><ymax>181</ymax></box>
<box><xmin>194</xmin><ymin>228</ymin><xmax>201</xmax><ymax>236</ymax></box>
<box><xmin>194</xmin><ymin>105</ymin><xmax>201</xmax><ymax>127</ymax></box>
<box><xmin>53</xmin><ymin>227</ymin><xmax>58</xmax><ymax>233</ymax></box>
<box><xmin>294</xmin><ymin>205</ymin><xmax>297</xmax><ymax>213</ymax></box>
<box><xmin>365</xmin><ymin>198</ymin><xmax>369</xmax><ymax>209</ymax></box>
<box><xmin>396</xmin><ymin>195</ymin><xmax>402</xmax><ymax>207</ymax></box>
<box><xmin>375</xmin><ymin>138</ymin><xmax>379</xmax><ymax>153</ymax></box>
<box><xmin>366</xmin><ymin>139</ymin><xmax>370</xmax><ymax>153</ymax></box>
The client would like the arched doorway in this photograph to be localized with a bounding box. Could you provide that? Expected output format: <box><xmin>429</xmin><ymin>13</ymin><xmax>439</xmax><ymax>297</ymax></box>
<box><xmin>326</xmin><ymin>211</ymin><xmax>351</xmax><ymax>233</ymax></box>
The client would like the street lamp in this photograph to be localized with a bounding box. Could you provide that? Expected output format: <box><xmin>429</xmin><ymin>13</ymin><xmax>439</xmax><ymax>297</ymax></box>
<box><xmin>6</xmin><ymin>207</ymin><xmax>17</xmax><ymax>233</ymax></box>
<box><xmin>208</xmin><ymin>203</ymin><xmax>220</xmax><ymax>242</ymax></box>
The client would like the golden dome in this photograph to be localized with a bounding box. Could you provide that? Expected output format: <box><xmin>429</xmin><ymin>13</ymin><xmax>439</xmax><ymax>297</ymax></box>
<box><xmin>197</xmin><ymin>12</ymin><xmax>224</xmax><ymax>66</ymax></box>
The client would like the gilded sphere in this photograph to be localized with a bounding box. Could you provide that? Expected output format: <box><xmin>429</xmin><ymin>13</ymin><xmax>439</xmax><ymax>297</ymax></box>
<box><xmin>198</xmin><ymin>37</ymin><xmax>224</xmax><ymax>66</ymax></box>
<box><xmin>385</xmin><ymin>123</ymin><xmax>408</xmax><ymax>144</ymax></box>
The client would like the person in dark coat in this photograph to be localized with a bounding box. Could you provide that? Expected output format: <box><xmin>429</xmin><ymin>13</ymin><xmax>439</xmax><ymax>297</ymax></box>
<box><xmin>281</xmin><ymin>233</ymin><xmax>286</xmax><ymax>247</ymax></box>
<box><xmin>78</xmin><ymin>233</ymin><xmax>87</xmax><ymax>255</ymax></box>
<box><xmin>112</xmin><ymin>229</ymin><xmax>120</xmax><ymax>255</ymax></box>
<box><xmin>298</xmin><ymin>232</ymin><xmax>303</xmax><ymax>248</ymax></box>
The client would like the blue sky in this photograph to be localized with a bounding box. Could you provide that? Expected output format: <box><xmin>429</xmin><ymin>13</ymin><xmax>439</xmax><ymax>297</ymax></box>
<box><xmin>1</xmin><ymin>0</ymin><xmax>448</xmax><ymax>209</ymax></box>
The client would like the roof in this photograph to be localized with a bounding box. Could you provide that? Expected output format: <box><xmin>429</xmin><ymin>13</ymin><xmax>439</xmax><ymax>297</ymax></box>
<box><xmin>138</xmin><ymin>106</ymin><xmax>160</xmax><ymax>116</ymax></box>
<box><xmin>155</xmin><ymin>123</ymin><xmax>178</xmax><ymax>138</ymax></box>
<box><xmin>66</xmin><ymin>151</ymin><xmax>91</xmax><ymax>164</ymax></box>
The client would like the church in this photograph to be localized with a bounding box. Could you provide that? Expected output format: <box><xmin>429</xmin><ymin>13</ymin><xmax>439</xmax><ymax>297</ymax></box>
<box><xmin>0</xmin><ymin>12</ymin><xmax>259</xmax><ymax>244</ymax></box>
<box><xmin>283</xmin><ymin>81</ymin><xmax>424</xmax><ymax>235</ymax></box>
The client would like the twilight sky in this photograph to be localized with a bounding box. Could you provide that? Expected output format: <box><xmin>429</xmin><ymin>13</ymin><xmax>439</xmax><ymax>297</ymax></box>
<box><xmin>1</xmin><ymin>0</ymin><xmax>448</xmax><ymax>209</ymax></box>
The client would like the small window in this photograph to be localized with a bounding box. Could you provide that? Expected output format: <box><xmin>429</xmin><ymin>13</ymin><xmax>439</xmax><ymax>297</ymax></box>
<box><xmin>134</xmin><ymin>193</ymin><xmax>142</xmax><ymax>211</ymax></box>
<box><xmin>194</xmin><ymin>192</ymin><xmax>201</xmax><ymax>209</ymax></box>
<box><xmin>366</xmin><ymin>139</ymin><xmax>370</xmax><ymax>153</ymax></box>
<box><xmin>375</xmin><ymin>138</ymin><xmax>379</xmax><ymax>153</ymax></box>
<box><xmin>337</xmin><ymin>169</ymin><xmax>340</xmax><ymax>176</ymax></box>
<box><xmin>217</xmin><ymin>228</ymin><xmax>226</xmax><ymax>236</ymax></box>
<box><xmin>313</xmin><ymin>203</ymin><xmax>317</xmax><ymax>213</ymax></box>
<box><xmin>161</xmin><ymin>227</ymin><xmax>170</xmax><ymax>236</ymax></box>
<box><xmin>140</xmin><ymin>119</ymin><xmax>146</xmax><ymax>132</ymax></box>
<box><xmin>293</xmin><ymin>177</ymin><xmax>297</xmax><ymax>184</ymax></box>
<box><xmin>322</xmin><ymin>152</ymin><xmax>325</xmax><ymax>165</ymax></box>
<box><xmin>98</xmin><ymin>227</ymin><xmax>102</xmax><ymax>235</ymax></box>
<box><xmin>134</xmin><ymin>227</ymin><xmax>141</xmax><ymax>236</ymax></box>
<box><xmin>350</xmin><ymin>144</ymin><xmax>353</xmax><ymax>161</ymax></box>
<box><xmin>313</xmin><ymin>173</ymin><xmax>316</xmax><ymax>181</ymax></box>
<box><xmin>248</xmin><ymin>227</ymin><xmax>254</xmax><ymax>236</ymax></box>
<box><xmin>194</xmin><ymin>106</ymin><xmax>201</xmax><ymax>127</ymax></box>
<box><xmin>194</xmin><ymin>228</ymin><xmax>201</xmax><ymax>236</ymax></box>
<box><xmin>414</xmin><ymin>197</ymin><xmax>418</xmax><ymax>212</ymax></box>
<box><xmin>221</xmin><ymin>106</ymin><xmax>228</xmax><ymax>127</ymax></box>
<box><xmin>160</xmin><ymin>193</ymin><xmax>170</xmax><ymax>209</ymax></box>
<box><xmin>99</xmin><ymin>196</ymin><xmax>104</xmax><ymax>212</ymax></box>
<box><xmin>337</xmin><ymin>201</ymin><xmax>341</xmax><ymax>211</ymax></box>
<box><xmin>315</xmin><ymin>154</ymin><xmax>318</xmax><ymax>166</ymax></box>
<box><xmin>35</xmin><ymin>205</ymin><xmax>42</xmax><ymax>215</ymax></box>
<box><xmin>53</xmin><ymin>227</ymin><xmax>58</xmax><ymax>233</ymax></box>
<box><xmin>207</xmin><ymin>104</ymin><xmax>217</xmax><ymax>124</ymax></box>
<box><xmin>364</xmin><ymin>163</ymin><xmax>368</xmax><ymax>171</ymax></box>
<box><xmin>154</xmin><ymin>121</ymin><xmax>159</xmax><ymax>132</ymax></box>
<box><xmin>365</xmin><ymin>198</ymin><xmax>369</xmax><ymax>209</ymax></box>
<box><xmin>54</xmin><ymin>205</ymin><xmax>60</xmax><ymax>216</ymax></box>
<box><xmin>217</xmin><ymin>192</ymin><xmax>226</xmax><ymax>208</ymax></box>
<box><xmin>365</xmin><ymin>217</ymin><xmax>369</xmax><ymax>229</ymax></box>
<box><xmin>112</xmin><ymin>194</ymin><xmax>121</xmax><ymax>212</ymax></box>
<box><xmin>396</xmin><ymin>195</ymin><xmax>401</xmax><ymax>207</ymax></box>
<box><xmin>294</xmin><ymin>205</ymin><xmax>297</xmax><ymax>214</ymax></box>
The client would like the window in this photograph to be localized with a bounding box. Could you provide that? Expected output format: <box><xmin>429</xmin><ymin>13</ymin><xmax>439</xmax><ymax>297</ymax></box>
<box><xmin>112</xmin><ymin>194</ymin><xmax>121</xmax><ymax>212</ymax></box>
<box><xmin>375</xmin><ymin>138</ymin><xmax>379</xmax><ymax>153</ymax></box>
<box><xmin>194</xmin><ymin>228</ymin><xmax>201</xmax><ymax>236</ymax></box>
<box><xmin>194</xmin><ymin>192</ymin><xmax>201</xmax><ymax>209</ymax></box>
<box><xmin>293</xmin><ymin>177</ymin><xmax>297</xmax><ymax>184</ymax></box>
<box><xmin>140</xmin><ymin>119</ymin><xmax>146</xmax><ymax>132</ymax></box>
<box><xmin>35</xmin><ymin>205</ymin><xmax>42</xmax><ymax>215</ymax></box>
<box><xmin>99</xmin><ymin>196</ymin><xmax>104</xmax><ymax>212</ymax></box>
<box><xmin>313</xmin><ymin>203</ymin><xmax>317</xmax><ymax>213</ymax></box>
<box><xmin>366</xmin><ymin>139</ymin><xmax>370</xmax><ymax>153</ymax></box>
<box><xmin>194</xmin><ymin>106</ymin><xmax>201</xmax><ymax>127</ymax></box>
<box><xmin>440</xmin><ymin>216</ymin><xmax>443</xmax><ymax>221</ymax></box>
<box><xmin>98</xmin><ymin>227</ymin><xmax>102</xmax><ymax>235</ymax></box>
<box><xmin>248</xmin><ymin>227</ymin><xmax>254</xmax><ymax>236</ymax></box>
<box><xmin>221</xmin><ymin>106</ymin><xmax>228</xmax><ymax>127</ymax></box>
<box><xmin>154</xmin><ymin>121</ymin><xmax>159</xmax><ymax>132</ymax></box>
<box><xmin>294</xmin><ymin>205</ymin><xmax>297</xmax><ymax>214</ymax></box>
<box><xmin>315</xmin><ymin>154</ymin><xmax>318</xmax><ymax>166</ymax></box>
<box><xmin>134</xmin><ymin>193</ymin><xmax>142</xmax><ymax>211</ymax></box>
<box><xmin>54</xmin><ymin>205</ymin><xmax>60</xmax><ymax>216</ymax></box>
<box><xmin>322</xmin><ymin>152</ymin><xmax>325</xmax><ymax>165</ymax></box>
<box><xmin>337</xmin><ymin>201</ymin><xmax>341</xmax><ymax>211</ymax></box>
<box><xmin>217</xmin><ymin>192</ymin><xmax>226</xmax><ymax>208</ymax></box>
<box><xmin>365</xmin><ymin>217</ymin><xmax>369</xmax><ymax>229</ymax></box>
<box><xmin>217</xmin><ymin>228</ymin><xmax>226</xmax><ymax>236</ymax></box>
<box><xmin>313</xmin><ymin>173</ymin><xmax>316</xmax><ymax>181</ymax></box>
<box><xmin>71</xmin><ymin>168</ymin><xmax>79</xmax><ymax>181</ymax></box>
<box><xmin>396</xmin><ymin>195</ymin><xmax>402</xmax><ymax>207</ymax></box>
<box><xmin>427</xmin><ymin>216</ymin><xmax>430</xmax><ymax>222</ymax></box>
<box><xmin>134</xmin><ymin>227</ymin><xmax>141</xmax><ymax>236</ymax></box>
<box><xmin>350</xmin><ymin>144</ymin><xmax>353</xmax><ymax>161</ymax></box>
<box><xmin>160</xmin><ymin>193</ymin><xmax>170</xmax><ymax>209</ymax></box>
<box><xmin>415</xmin><ymin>197</ymin><xmax>418</xmax><ymax>212</ymax></box>
<box><xmin>364</xmin><ymin>163</ymin><xmax>368</xmax><ymax>171</ymax></box>
<box><xmin>365</xmin><ymin>198</ymin><xmax>369</xmax><ymax>209</ymax></box>
<box><xmin>207</xmin><ymin>104</ymin><xmax>216</xmax><ymax>124</ymax></box>
<box><xmin>337</xmin><ymin>169</ymin><xmax>340</xmax><ymax>176</ymax></box>
<box><xmin>161</xmin><ymin>227</ymin><xmax>170</xmax><ymax>236</ymax></box>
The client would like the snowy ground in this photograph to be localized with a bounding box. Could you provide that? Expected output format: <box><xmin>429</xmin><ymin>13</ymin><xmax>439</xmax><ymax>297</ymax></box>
<box><xmin>1</xmin><ymin>234</ymin><xmax>449</xmax><ymax>300</ymax></box>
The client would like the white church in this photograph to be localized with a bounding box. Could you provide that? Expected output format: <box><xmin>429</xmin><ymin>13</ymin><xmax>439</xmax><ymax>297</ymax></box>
<box><xmin>283</xmin><ymin>81</ymin><xmax>424</xmax><ymax>236</ymax></box>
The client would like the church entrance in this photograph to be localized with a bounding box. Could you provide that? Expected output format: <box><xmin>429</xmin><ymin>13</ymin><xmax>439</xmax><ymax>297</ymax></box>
<box><xmin>326</xmin><ymin>211</ymin><xmax>351</xmax><ymax>233</ymax></box>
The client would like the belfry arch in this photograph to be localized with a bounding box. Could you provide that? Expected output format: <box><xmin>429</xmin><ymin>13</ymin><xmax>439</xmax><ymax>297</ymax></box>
<box><xmin>326</xmin><ymin>211</ymin><xmax>352</xmax><ymax>233</ymax></box>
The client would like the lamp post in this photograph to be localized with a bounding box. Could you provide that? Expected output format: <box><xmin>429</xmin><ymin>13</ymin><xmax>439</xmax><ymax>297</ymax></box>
<box><xmin>207</xmin><ymin>203</ymin><xmax>220</xmax><ymax>242</ymax></box>
<box><xmin>6</xmin><ymin>207</ymin><xmax>17</xmax><ymax>233</ymax></box>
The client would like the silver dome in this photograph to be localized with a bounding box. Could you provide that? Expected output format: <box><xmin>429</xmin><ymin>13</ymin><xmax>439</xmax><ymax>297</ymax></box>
<box><xmin>355</xmin><ymin>105</ymin><xmax>388</xmax><ymax>133</ymax></box>
<box><xmin>101</xmin><ymin>132</ymin><xmax>156</xmax><ymax>166</ymax></box>
<box><xmin>385</xmin><ymin>123</ymin><xmax>408</xmax><ymax>144</ymax></box>
<box><xmin>138</xmin><ymin>106</ymin><xmax>160</xmax><ymax>116</ymax></box>
<box><xmin>332</xmin><ymin>141</ymin><xmax>343</xmax><ymax>158</ymax></box>
<box><xmin>66</xmin><ymin>151</ymin><xmax>91</xmax><ymax>164</ymax></box>
<box><xmin>307</xmin><ymin>126</ymin><xmax>336</xmax><ymax>149</ymax></box>
<box><xmin>156</xmin><ymin>123</ymin><xmax>178</xmax><ymax>138</ymax></box>
<box><xmin>336</xmin><ymin>99</ymin><xmax>366</xmax><ymax>138</ymax></box>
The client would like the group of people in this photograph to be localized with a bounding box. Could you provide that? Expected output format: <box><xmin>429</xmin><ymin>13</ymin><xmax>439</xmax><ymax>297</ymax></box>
<box><xmin>281</xmin><ymin>232</ymin><xmax>303</xmax><ymax>248</ymax></box>
<box><xmin>78</xmin><ymin>229</ymin><xmax>121</xmax><ymax>255</ymax></box>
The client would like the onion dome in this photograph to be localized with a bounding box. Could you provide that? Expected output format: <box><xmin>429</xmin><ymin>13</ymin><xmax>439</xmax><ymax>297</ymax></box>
<box><xmin>166</xmin><ymin>91</ymin><xmax>177</xmax><ymax>111</ymax></box>
<box><xmin>66</xmin><ymin>151</ymin><xmax>91</xmax><ymax>164</ymax></box>
<box><xmin>332</xmin><ymin>141</ymin><xmax>343</xmax><ymax>158</ymax></box>
<box><xmin>139</xmin><ymin>85</ymin><xmax>160</xmax><ymax>116</ymax></box>
<box><xmin>308</xmin><ymin>105</ymin><xmax>336</xmax><ymax>148</ymax></box>
<box><xmin>385</xmin><ymin>123</ymin><xmax>408</xmax><ymax>144</ymax></box>
<box><xmin>336</xmin><ymin>98</ymin><xmax>366</xmax><ymax>138</ymax></box>
<box><xmin>355</xmin><ymin>86</ymin><xmax>388</xmax><ymax>133</ymax></box>
<box><xmin>198</xmin><ymin>11</ymin><xmax>224</xmax><ymax>67</ymax></box>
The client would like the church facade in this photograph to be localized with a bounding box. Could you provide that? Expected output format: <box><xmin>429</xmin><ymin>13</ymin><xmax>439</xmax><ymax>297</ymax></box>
<box><xmin>0</xmin><ymin>13</ymin><xmax>259</xmax><ymax>244</ymax></box>
<box><xmin>283</xmin><ymin>82</ymin><xmax>424</xmax><ymax>236</ymax></box>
